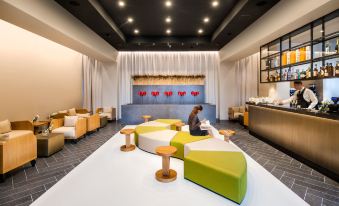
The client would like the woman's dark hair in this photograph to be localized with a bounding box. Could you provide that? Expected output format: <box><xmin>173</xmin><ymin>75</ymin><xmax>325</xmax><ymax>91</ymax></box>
<box><xmin>190</xmin><ymin>105</ymin><xmax>203</xmax><ymax>116</ymax></box>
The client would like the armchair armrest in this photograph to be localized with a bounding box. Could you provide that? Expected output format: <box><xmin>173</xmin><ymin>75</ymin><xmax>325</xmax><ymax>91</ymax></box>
<box><xmin>10</xmin><ymin>121</ymin><xmax>33</xmax><ymax>131</ymax></box>
<box><xmin>86</xmin><ymin>114</ymin><xmax>100</xmax><ymax>132</ymax></box>
<box><xmin>76</xmin><ymin>108</ymin><xmax>91</xmax><ymax>114</ymax></box>
<box><xmin>50</xmin><ymin>118</ymin><xmax>64</xmax><ymax>130</ymax></box>
<box><xmin>96</xmin><ymin>108</ymin><xmax>103</xmax><ymax>114</ymax></box>
<box><xmin>75</xmin><ymin>118</ymin><xmax>87</xmax><ymax>138</ymax></box>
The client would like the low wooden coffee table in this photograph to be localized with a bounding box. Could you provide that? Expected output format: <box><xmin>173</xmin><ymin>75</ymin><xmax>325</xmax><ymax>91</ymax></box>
<box><xmin>155</xmin><ymin>146</ymin><xmax>177</xmax><ymax>183</ymax></box>
<box><xmin>33</xmin><ymin>121</ymin><xmax>50</xmax><ymax>134</ymax></box>
<box><xmin>174</xmin><ymin>122</ymin><xmax>185</xmax><ymax>131</ymax></box>
<box><xmin>36</xmin><ymin>133</ymin><xmax>64</xmax><ymax>157</ymax></box>
<box><xmin>120</xmin><ymin>129</ymin><xmax>136</xmax><ymax>152</ymax></box>
<box><xmin>219</xmin><ymin>130</ymin><xmax>236</xmax><ymax>142</ymax></box>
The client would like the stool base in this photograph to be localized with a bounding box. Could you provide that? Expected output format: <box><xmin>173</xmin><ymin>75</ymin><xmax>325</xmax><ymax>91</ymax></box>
<box><xmin>120</xmin><ymin>144</ymin><xmax>136</xmax><ymax>152</ymax></box>
<box><xmin>155</xmin><ymin>169</ymin><xmax>177</xmax><ymax>183</ymax></box>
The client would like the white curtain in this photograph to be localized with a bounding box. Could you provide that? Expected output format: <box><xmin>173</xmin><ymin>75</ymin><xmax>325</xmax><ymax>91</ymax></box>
<box><xmin>235</xmin><ymin>52</ymin><xmax>259</xmax><ymax>105</ymax></box>
<box><xmin>82</xmin><ymin>55</ymin><xmax>103</xmax><ymax>112</ymax></box>
<box><xmin>117</xmin><ymin>51</ymin><xmax>220</xmax><ymax>118</ymax></box>
<box><xmin>219</xmin><ymin>52</ymin><xmax>259</xmax><ymax>119</ymax></box>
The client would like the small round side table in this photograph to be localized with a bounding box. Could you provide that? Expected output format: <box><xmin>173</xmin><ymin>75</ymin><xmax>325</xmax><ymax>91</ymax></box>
<box><xmin>174</xmin><ymin>122</ymin><xmax>185</xmax><ymax>131</ymax></box>
<box><xmin>155</xmin><ymin>146</ymin><xmax>177</xmax><ymax>183</ymax></box>
<box><xmin>142</xmin><ymin>115</ymin><xmax>152</xmax><ymax>123</ymax></box>
<box><xmin>219</xmin><ymin>130</ymin><xmax>236</xmax><ymax>142</ymax></box>
<box><xmin>120</xmin><ymin>129</ymin><xmax>136</xmax><ymax>152</ymax></box>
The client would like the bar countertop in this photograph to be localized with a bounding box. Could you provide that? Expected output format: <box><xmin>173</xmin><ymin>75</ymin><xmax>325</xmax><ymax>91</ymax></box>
<box><xmin>246</xmin><ymin>102</ymin><xmax>339</xmax><ymax>121</ymax></box>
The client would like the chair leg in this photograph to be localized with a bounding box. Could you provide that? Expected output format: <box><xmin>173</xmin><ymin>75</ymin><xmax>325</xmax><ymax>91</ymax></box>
<box><xmin>31</xmin><ymin>160</ymin><xmax>36</xmax><ymax>167</ymax></box>
<box><xmin>0</xmin><ymin>174</ymin><xmax>5</xmax><ymax>183</ymax></box>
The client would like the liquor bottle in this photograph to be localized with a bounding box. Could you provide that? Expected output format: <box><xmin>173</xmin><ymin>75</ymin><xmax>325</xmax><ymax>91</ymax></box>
<box><xmin>282</xmin><ymin>52</ymin><xmax>287</xmax><ymax>66</ymax></box>
<box><xmin>313</xmin><ymin>64</ymin><xmax>318</xmax><ymax>77</ymax></box>
<box><xmin>306</xmin><ymin>66</ymin><xmax>311</xmax><ymax>79</ymax></box>
<box><xmin>329</xmin><ymin>63</ymin><xmax>334</xmax><ymax>77</ymax></box>
<box><xmin>296</xmin><ymin>49</ymin><xmax>300</xmax><ymax>62</ymax></box>
<box><xmin>283</xmin><ymin>69</ymin><xmax>288</xmax><ymax>80</ymax></box>
<box><xmin>287</xmin><ymin>51</ymin><xmax>291</xmax><ymax>65</ymax></box>
<box><xmin>300</xmin><ymin>47</ymin><xmax>306</xmax><ymax>62</ymax></box>
<box><xmin>287</xmin><ymin>68</ymin><xmax>292</xmax><ymax>80</ymax></box>
<box><xmin>335</xmin><ymin>38</ymin><xmax>339</xmax><ymax>54</ymax></box>
<box><xmin>297</xmin><ymin>69</ymin><xmax>301</xmax><ymax>79</ymax></box>
<box><xmin>335</xmin><ymin>61</ymin><xmax>339</xmax><ymax>77</ymax></box>
<box><xmin>276</xmin><ymin>71</ymin><xmax>280</xmax><ymax>81</ymax></box>
<box><xmin>325</xmin><ymin>41</ymin><xmax>330</xmax><ymax>56</ymax></box>
<box><xmin>319</xmin><ymin>66</ymin><xmax>325</xmax><ymax>78</ymax></box>
<box><xmin>306</xmin><ymin>46</ymin><xmax>311</xmax><ymax>60</ymax></box>
<box><xmin>324</xmin><ymin>63</ymin><xmax>329</xmax><ymax>77</ymax></box>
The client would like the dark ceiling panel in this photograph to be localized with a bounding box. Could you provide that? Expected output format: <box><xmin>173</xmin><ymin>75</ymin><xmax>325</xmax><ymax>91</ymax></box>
<box><xmin>55</xmin><ymin>0</ymin><xmax>280</xmax><ymax>51</ymax></box>
<box><xmin>99</xmin><ymin>0</ymin><xmax>238</xmax><ymax>37</ymax></box>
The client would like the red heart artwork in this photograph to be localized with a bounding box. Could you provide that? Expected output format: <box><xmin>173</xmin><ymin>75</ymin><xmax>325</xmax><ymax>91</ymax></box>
<box><xmin>138</xmin><ymin>91</ymin><xmax>147</xmax><ymax>96</ymax></box>
<box><xmin>151</xmin><ymin>91</ymin><xmax>160</xmax><ymax>97</ymax></box>
<box><xmin>178</xmin><ymin>91</ymin><xmax>186</xmax><ymax>96</ymax></box>
<box><xmin>164</xmin><ymin>91</ymin><xmax>173</xmax><ymax>97</ymax></box>
<box><xmin>191</xmin><ymin>91</ymin><xmax>200</xmax><ymax>97</ymax></box>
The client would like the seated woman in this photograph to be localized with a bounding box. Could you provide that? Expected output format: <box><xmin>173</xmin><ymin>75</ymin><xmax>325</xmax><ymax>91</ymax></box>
<box><xmin>188</xmin><ymin>105</ymin><xmax>209</xmax><ymax>136</ymax></box>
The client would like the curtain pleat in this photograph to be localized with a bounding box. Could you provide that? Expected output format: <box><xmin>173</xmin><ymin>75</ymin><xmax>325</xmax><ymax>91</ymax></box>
<box><xmin>82</xmin><ymin>55</ymin><xmax>102</xmax><ymax>112</ymax></box>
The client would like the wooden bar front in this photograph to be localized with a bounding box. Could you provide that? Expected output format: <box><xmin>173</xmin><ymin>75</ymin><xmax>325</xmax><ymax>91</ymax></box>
<box><xmin>248</xmin><ymin>104</ymin><xmax>339</xmax><ymax>180</ymax></box>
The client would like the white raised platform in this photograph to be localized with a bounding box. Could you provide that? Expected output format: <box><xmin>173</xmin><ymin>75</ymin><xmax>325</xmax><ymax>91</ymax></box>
<box><xmin>31</xmin><ymin>125</ymin><xmax>308</xmax><ymax>206</ymax></box>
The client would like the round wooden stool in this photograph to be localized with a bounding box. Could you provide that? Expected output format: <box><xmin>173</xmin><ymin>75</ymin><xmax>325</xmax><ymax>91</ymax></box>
<box><xmin>120</xmin><ymin>129</ymin><xmax>136</xmax><ymax>152</ymax></box>
<box><xmin>142</xmin><ymin>115</ymin><xmax>152</xmax><ymax>123</ymax></box>
<box><xmin>219</xmin><ymin>130</ymin><xmax>236</xmax><ymax>142</ymax></box>
<box><xmin>174</xmin><ymin>122</ymin><xmax>185</xmax><ymax>131</ymax></box>
<box><xmin>155</xmin><ymin>146</ymin><xmax>177</xmax><ymax>183</ymax></box>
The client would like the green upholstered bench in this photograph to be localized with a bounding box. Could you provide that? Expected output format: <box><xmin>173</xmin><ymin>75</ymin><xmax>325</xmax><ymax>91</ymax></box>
<box><xmin>184</xmin><ymin>151</ymin><xmax>247</xmax><ymax>204</ymax></box>
<box><xmin>170</xmin><ymin>131</ymin><xmax>211</xmax><ymax>159</ymax></box>
<box><xmin>154</xmin><ymin>119</ymin><xmax>182</xmax><ymax>130</ymax></box>
<box><xmin>134</xmin><ymin>126</ymin><xmax>167</xmax><ymax>146</ymax></box>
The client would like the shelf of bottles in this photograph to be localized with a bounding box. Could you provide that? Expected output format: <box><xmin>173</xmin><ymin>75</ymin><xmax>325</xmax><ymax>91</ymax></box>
<box><xmin>260</xmin><ymin>10</ymin><xmax>339</xmax><ymax>83</ymax></box>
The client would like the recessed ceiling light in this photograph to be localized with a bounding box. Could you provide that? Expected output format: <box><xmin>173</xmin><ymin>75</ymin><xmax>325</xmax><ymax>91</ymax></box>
<box><xmin>165</xmin><ymin>1</ymin><xmax>172</xmax><ymax>7</ymax></box>
<box><xmin>166</xmin><ymin>29</ymin><xmax>171</xmax><ymax>34</ymax></box>
<box><xmin>211</xmin><ymin>1</ymin><xmax>219</xmax><ymax>7</ymax></box>
<box><xmin>198</xmin><ymin>29</ymin><xmax>203</xmax><ymax>34</ymax></box>
<box><xmin>127</xmin><ymin>17</ymin><xmax>133</xmax><ymax>23</ymax></box>
<box><xmin>118</xmin><ymin>1</ymin><xmax>125</xmax><ymax>7</ymax></box>
<box><xmin>165</xmin><ymin>17</ymin><xmax>172</xmax><ymax>23</ymax></box>
<box><xmin>203</xmin><ymin>17</ymin><xmax>210</xmax><ymax>23</ymax></box>
<box><xmin>134</xmin><ymin>29</ymin><xmax>139</xmax><ymax>34</ymax></box>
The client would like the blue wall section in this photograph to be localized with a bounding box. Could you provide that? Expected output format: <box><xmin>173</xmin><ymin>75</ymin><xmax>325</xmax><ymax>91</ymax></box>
<box><xmin>133</xmin><ymin>85</ymin><xmax>205</xmax><ymax>104</ymax></box>
<box><xmin>121</xmin><ymin>104</ymin><xmax>216</xmax><ymax>125</ymax></box>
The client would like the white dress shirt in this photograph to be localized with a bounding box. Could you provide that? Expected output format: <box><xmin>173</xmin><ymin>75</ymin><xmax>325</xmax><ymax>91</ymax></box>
<box><xmin>282</xmin><ymin>87</ymin><xmax>318</xmax><ymax>109</ymax></box>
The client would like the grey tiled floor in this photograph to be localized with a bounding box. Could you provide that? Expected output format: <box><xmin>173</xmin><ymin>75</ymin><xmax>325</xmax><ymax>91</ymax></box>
<box><xmin>0</xmin><ymin>121</ymin><xmax>338</xmax><ymax>206</ymax></box>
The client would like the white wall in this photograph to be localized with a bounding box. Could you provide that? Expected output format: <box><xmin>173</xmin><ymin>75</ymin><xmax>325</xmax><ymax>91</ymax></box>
<box><xmin>0</xmin><ymin>19</ymin><xmax>82</xmax><ymax>121</ymax></box>
<box><xmin>0</xmin><ymin>0</ymin><xmax>117</xmax><ymax>62</ymax></box>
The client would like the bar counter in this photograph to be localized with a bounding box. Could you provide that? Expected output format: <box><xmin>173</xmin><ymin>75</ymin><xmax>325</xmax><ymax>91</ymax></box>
<box><xmin>248</xmin><ymin>103</ymin><xmax>339</xmax><ymax>180</ymax></box>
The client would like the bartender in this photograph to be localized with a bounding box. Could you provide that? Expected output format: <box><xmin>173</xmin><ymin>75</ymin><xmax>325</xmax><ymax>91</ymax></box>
<box><xmin>279</xmin><ymin>81</ymin><xmax>318</xmax><ymax>109</ymax></box>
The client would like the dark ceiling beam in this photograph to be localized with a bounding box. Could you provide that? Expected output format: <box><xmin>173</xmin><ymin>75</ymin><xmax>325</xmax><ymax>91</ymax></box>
<box><xmin>212</xmin><ymin>0</ymin><xmax>248</xmax><ymax>42</ymax></box>
<box><xmin>88</xmin><ymin>0</ymin><xmax>126</xmax><ymax>42</ymax></box>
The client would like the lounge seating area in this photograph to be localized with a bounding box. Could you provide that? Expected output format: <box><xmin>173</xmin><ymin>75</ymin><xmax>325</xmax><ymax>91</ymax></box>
<box><xmin>0</xmin><ymin>106</ymin><xmax>116</xmax><ymax>182</ymax></box>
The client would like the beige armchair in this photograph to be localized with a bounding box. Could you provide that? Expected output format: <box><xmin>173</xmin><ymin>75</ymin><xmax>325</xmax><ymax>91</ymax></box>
<box><xmin>96</xmin><ymin>107</ymin><xmax>116</xmax><ymax>121</ymax></box>
<box><xmin>51</xmin><ymin>117</ymin><xmax>87</xmax><ymax>143</ymax></box>
<box><xmin>0</xmin><ymin>120</ymin><xmax>37</xmax><ymax>182</ymax></box>
<box><xmin>228</xmin><ymin>106</ymin><xmax>246</xmax><ymax>120</ymax></box>
<box><xmin>73</xmin><ymin>108</ymin><xmax>100</xmax><ymax>132</ymax></box>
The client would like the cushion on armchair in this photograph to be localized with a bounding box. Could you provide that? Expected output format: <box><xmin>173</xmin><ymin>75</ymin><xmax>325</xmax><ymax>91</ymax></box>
<box><xmin>77</xmin><ymin>113</ymin><xmax>90</xmax><ymax>118</ymax></box>
<box><xmin>69</xmin><ymin>108</ymin><xmax>77</xmax><ymax>116</ymax></box>
<box><xmin>0</xmin><ymin>120</ymin><xmax>11</xmax><ymax>134</ymax></box>
<box><xmin>52</xmin><ymin>127</ymin><xmax>76</xmax><ymax>139</ymax></box>
<box><xmin>64</xmin><ymin>116</ymin><xmax>79</xmax><ymax>127</ymax></box>
<box><xmin>103</xmin><ymin>107</ymin><xmax>112</xmax><ymax>113</ymax></box>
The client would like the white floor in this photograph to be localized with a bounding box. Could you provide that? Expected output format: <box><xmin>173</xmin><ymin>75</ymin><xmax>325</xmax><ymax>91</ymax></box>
<box><xmin>32</xmin><ymin>126</ymin><xmax>308</xmax><ymax>206</ymax></box>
